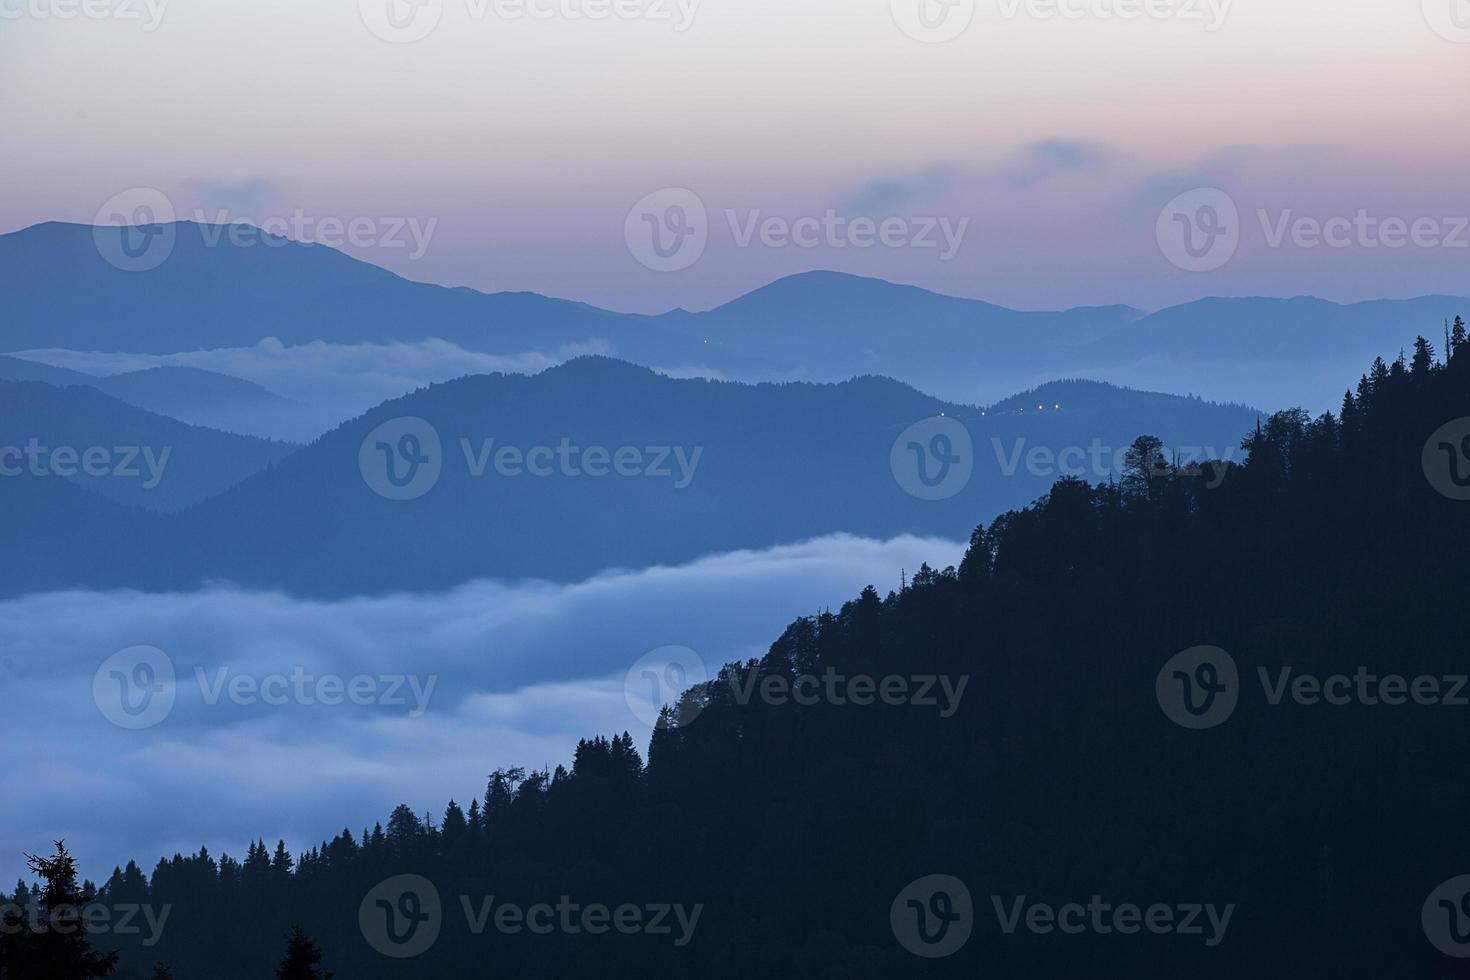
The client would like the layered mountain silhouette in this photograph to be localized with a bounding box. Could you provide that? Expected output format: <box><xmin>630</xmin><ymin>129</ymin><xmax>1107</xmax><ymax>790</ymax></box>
<box><xmin>0</xmin><ymin>222</ymin><xmax>693</xmax><ymax>364</ymax></box>
<box><xmin>0</xmin><ymin>380</ymin><xmax>296</xmax><ymax>512</ymax></box>
<box><xmin>23</xmin><ymin>334</ymin><xmax>1470</xmax><ymax>980</ymax></box>
<box><xmin>5</xmin><ymin>221</ymin><xmax>1464</xmax><ymax>412</ymax></box>
<box><xmin>0</xmin><ymin>355</ymin><xmax>296</xmax><ymax>437</ymax></box>
<box><xmin>0</xmin><ymin>358</ymin><xmax>1255</xmax><ymax>598</ymax></box>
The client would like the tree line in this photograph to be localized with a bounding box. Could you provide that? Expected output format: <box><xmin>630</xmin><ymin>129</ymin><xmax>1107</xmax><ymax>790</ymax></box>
<box><xmin>6</xmin><ymin>322</ymin><xmax>1470</xmax><ymax>978</ymax></box>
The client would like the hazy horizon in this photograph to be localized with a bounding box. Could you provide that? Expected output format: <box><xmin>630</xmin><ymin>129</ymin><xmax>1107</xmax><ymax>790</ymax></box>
<box><xmin>4</xmin><ymin>0</ymin><xmax>1469</xmax><ymax>314</ymax></box>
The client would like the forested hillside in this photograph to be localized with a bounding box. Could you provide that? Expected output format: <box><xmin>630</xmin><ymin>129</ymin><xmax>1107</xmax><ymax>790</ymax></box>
<box><xmin>7</xmin><ymin>327</ymin><xmax>1470</xmax><ymax>979</ymax></box>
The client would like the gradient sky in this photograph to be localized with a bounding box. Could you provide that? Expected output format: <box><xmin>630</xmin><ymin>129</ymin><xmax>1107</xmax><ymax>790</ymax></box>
<box><xmin>3</xmin><ymin>0</ymin><xmax>1468</xmax><ymax>313</ymax></box>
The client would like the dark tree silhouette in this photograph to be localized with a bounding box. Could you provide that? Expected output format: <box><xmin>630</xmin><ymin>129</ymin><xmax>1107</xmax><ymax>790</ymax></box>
<box><xmin>10</xmin><ymin>330</ymin><xmax>1470</xmax><ymax>979</ymax></box>
<box><xmin>0</xmin><ymin>842</ymin><xmax>118</xmax><ymax>980</ymax></box>
<box><xmin>275</xmin><ymin>925</ymin><xmax>330</xmax><ymax>980</ymax></box>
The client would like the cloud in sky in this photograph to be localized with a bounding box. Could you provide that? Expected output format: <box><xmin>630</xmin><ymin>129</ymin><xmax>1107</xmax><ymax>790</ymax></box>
<box><xmin>3</xmin><ymin>0</ymin><xmax>1466</xmax><ymax>314</ymax></box>
<box><xmin>836</xmin><ymin>141</ymin><xmax>1112</xmax><ymax>213</ymax></box>
<box><xmin>0</xmin><ymin>533</ymin><xmax>965</xmax><ymax>886</ymax></box>
<box><xmin>178</xmin><ymin>176</ymin><xmax>278</xmax><ymax>214</ymax></box>
<box><xmin>995</xmin><ymin>139</ymin><xmax>1113</xmax><ymax>188</ymax></box>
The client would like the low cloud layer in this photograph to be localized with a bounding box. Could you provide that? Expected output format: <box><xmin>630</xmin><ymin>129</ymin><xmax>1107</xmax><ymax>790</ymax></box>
<box><xmin>0</xmin><ymin>533</ymin><xmax>963</xmax><ymax>886</ymax></box>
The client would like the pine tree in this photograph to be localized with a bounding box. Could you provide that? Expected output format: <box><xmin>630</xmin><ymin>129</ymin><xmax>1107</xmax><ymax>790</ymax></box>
<box><xmin>441</xmin><ymin>800</ymin><xmax>467</xmax><ymax>848</ymax></box>
<box><xmin>465</xmin><ymin>799</ymin><xmax>482</xmax><ymax>839</ymax></box>
<box><xmin>274</xmin><ymin>925</ymin><xmax>330</xmax><ymax>980</ymax></box>
<box><xmin>0</xmin><ymin>841</ymin><xmax>120</xmax><ymax>979</ymax></box>
<box><xmin>1411</xmin><ymin>335</ymin><xmax>1435</xmax><ymax>375</ymax></box>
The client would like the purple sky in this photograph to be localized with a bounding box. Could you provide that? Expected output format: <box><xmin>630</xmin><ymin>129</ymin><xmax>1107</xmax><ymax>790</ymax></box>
<box><xmin>4</xmin><ymin>0</ymin><xmax>1469</xmax><ymax>312</ymax></box>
